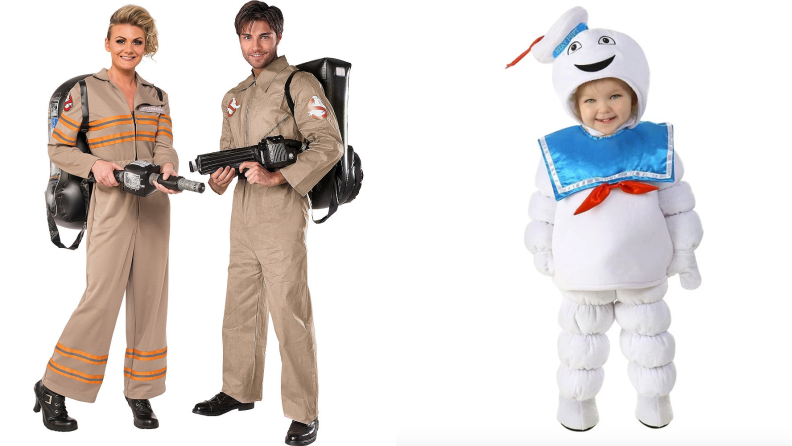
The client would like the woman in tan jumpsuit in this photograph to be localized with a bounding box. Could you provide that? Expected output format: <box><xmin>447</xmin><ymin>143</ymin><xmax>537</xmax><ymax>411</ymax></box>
<box><xmin>33</xmin><ymin>5</ymin><xmax>179</xmax><ymax>432</ymax></box>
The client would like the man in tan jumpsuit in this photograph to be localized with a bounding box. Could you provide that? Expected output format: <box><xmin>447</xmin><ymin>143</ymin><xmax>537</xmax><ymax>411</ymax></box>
<box><xmin>192</xmin><ymin>3</ymin><xmax>342</xmax><ymax>445</ymax></box>
<box><xmin>44</xmin><ymin>69</ymin><xmax>177</xmax><ymax>404</ymax></box>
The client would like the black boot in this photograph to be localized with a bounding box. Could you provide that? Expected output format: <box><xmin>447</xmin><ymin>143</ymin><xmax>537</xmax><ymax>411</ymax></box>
<box><xmin>285</xmin><ymin>419</ymin><xmax>319</xmax><ymax>445</ymax></box>
<box><xmin>126</xmin><ymin>397</ymin><xmax>159</xmax><ymax>429</ymax></box>
<box><xmin>192</xmin><ymin>392</ymin><xmax>254</xmax><ymax>416</ymax></box>
<box><xmin>33</xmin><ymin>380</ymin><xmax>78</xmax><ymax>432</ymax></box>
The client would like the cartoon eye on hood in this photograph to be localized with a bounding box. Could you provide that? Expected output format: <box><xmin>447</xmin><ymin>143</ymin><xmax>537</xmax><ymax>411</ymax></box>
<box><xmin>506</xmin><ymin>7</ymin><xmax>650</xmax><ymax>129</ymax></box>
<box><xmin>598</xmin><ymin>36</ymin><xmax>615</xmax><ymax>45</ymax></box>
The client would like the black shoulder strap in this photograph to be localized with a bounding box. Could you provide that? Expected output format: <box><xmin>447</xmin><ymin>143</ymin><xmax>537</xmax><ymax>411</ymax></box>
<box><xmin>79</xmin><ymin>80</ymin><xmax>89</xmax><ymax>134</ymax></box>
<box><xmin>284</xmin><ymin>70</ymin><xmax>300</xmax><ymax>117</ymax></box>
<box><xmin>154</xmin><ymin>86</ymin><xmax>163</xmax><ymax>101</ymax></box>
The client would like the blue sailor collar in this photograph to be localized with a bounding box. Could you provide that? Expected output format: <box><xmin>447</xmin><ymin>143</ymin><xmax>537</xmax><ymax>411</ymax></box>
<box><xmin>539</xmin><ymin>121</ymin><xmax>675</xmax><ymax>201</ymax></box>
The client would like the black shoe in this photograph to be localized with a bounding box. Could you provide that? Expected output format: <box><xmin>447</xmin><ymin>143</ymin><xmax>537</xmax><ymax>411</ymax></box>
<box><xmin>192</xmin><ymin>392</ymin><xmax>254</xmax><ymax>416</ymax></box>
<box><xmin>285</xmin><ymin>419</ymin><xmax>318</xmax><ymax>445</ymax></box>
<box><xmin>126</xmin><ymin>397</ymin><xmax>159</xmax><ymax>429</ymax></box>
<box><xmin>33</xmin><ymin>380</ymin><xmax>78</xmax><ymax>432</ymax></box>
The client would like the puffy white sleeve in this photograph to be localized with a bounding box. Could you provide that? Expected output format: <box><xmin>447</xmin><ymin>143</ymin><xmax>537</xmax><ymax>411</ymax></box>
<box><xmin>657</xmin><ymin>152</ymin><xmax>704</xmax><ymax>290</ymax></box>
<box><xmin>525</xmin><ymin>159</ymin><xmax>556</xmax><ymax>276</ymax></box>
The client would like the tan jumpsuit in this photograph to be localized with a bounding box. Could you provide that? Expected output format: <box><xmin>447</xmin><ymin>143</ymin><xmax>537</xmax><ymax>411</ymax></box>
<box><xmin>218</xmin><ymin>56</ymin><xmax>343</xmax><ymax>424</ymax></box>
<box><xmin>43</xmin><ymin>69</ymin><xmax>178</xmax><ymax>403</ymax></box>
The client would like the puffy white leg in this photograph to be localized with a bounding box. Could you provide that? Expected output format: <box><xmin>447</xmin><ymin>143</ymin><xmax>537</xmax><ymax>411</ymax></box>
<box><xmin>556</xmin><ymin>290</ymin><xmax>615</xmax><ymax>431</ymax></box>
<box><xmin>615</xmin><ymin>281</ymin><xmax>675</xmax><ymax>427</ymax></box>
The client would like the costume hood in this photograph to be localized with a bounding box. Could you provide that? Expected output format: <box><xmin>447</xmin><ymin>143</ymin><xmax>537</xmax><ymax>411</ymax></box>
<box><xmin>509</xmin><ymin>7</ymin><xmax>650</xmax><ymax>129</ymax></box>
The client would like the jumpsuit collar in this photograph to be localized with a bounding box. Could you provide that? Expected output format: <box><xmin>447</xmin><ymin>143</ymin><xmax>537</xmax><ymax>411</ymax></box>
<box><xmin>93</xmin><ymin>68</ymin><xmax>163</xmax><ymax>106</ymax></box>
<box><xmin>94</xmin><ymin>68</ymin><xmax>154</xmax><ymax>87</ymax></box>
<box><xmin>243</xmin><ymin>55</ymin><xmax>290</xmax><ymax>91</ymax></box>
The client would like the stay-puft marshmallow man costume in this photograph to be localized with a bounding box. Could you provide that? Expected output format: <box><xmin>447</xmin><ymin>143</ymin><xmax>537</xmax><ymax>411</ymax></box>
<box><xmin>517</xmin><ymin>7</ymin><xmax>704</xmax><ymax>430</ymax></box>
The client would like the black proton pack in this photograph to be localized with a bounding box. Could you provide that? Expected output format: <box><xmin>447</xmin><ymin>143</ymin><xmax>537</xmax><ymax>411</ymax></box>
<box><xmin>190</xmin><ymin>58</ymin><xmax>363</xmax><ymax>224</ymax></box>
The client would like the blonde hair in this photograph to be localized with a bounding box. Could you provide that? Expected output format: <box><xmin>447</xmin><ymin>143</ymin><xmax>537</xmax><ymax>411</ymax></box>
<box><xmin>107</xmin><ymin>5</ymin><xmax>158</xmax><ymax>57</ymax></box>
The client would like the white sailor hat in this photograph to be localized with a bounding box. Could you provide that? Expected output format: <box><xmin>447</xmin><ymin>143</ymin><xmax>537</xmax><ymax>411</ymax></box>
<box><xmin>507</xmin><ymin>6</ymin><xmax>650</xmax><ymax>128</ymax></box>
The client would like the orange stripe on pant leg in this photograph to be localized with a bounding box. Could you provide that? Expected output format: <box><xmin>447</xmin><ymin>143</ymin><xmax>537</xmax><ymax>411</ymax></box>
<box><xmin>47</xmin><ymin>360</ymin><xmax>104</xmax><ymax>384</ymax></box>
<box><xmin>56</xmin><ymin>343</ymin><xmax>109</xmax><ymax>361</ymax></box>
<box><xmin>125</xmin><ymin>353</ymin><xmax>166</xmax><ymax>361</ymax></box>
<box><xmin>126</xmin><ymin>347</ymin><xmax>168</xmax><ymax>356</ymax></box>
<box><xmin>123</xmin><ymin>366</ymin><xmax>167</xmax><ymax>381</ymax></box>
<box><xmin>47</xmin><ymin>364</ymin><xmax>102</xmax><ymax>385</ymax></box>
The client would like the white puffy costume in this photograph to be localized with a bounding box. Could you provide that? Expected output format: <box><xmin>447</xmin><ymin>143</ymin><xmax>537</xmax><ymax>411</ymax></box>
<box><xmin>518</xmin><ymin>7</ymin><xmax>704</xmax><ymax>430</ymax></box>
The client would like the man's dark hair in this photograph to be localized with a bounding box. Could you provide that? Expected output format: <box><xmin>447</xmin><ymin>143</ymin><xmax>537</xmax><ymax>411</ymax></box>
<box><xmin>235</xmin><ymin>1</ymin><xmax>284</xmax><ymax>37</ymax></box>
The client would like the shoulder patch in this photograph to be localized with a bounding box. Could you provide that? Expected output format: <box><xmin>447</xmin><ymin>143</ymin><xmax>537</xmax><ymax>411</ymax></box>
<box><xmin>227</xmin><ymin>98</ymin><xmax>240</xmax><ymax>117</ymax></box>
<box><xmin>138</xmin><ymin>105</ymin><xmax>165</xmax><ymax>113</ymax></box>
<box><xmin>307</xmin><ymin>96</ymin><xmax>327</xmax><ymax>119</ymax></box>
<box><xmin>63</xmin><ymin>94</ymin><xmax>73</xmax><ymax>112</ymax></box>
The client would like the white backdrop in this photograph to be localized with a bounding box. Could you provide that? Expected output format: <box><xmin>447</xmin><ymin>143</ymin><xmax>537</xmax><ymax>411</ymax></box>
<box><xmin>1</xmin><ymin>1</ymin><xmax>790</xmax><ymax>445</ymax></box>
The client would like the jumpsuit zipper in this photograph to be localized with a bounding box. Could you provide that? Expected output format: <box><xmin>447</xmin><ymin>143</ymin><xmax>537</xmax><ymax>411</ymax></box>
<box><xmin>244</xmin><ymin>78</ymin><xmax>256</xmax><ymax>146</ymax></box>
<box><xmin>132</xmin><ymin>111</ymin><xmax>137</xmax><ymax>160</ymax></box>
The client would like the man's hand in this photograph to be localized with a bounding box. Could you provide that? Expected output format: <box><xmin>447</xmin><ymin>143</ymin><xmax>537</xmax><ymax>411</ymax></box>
<box><xmin>209</xmin><ymin>166</ymin><xmax>236</xmax><ymax>195</ymax></box>
<box><xmin>239</xmin><ymin>161</ymin><xmax>287</xmax><ymax>187</ymax></box>
<box><xmin>91</xmin><ymin>159</ymin><xmax>123</xmax><ymax>187</ymax></box>
<box><xmin>152</xmin><ymin>163</ymin><xmax>182</xmax><ymax>194</ymax></box>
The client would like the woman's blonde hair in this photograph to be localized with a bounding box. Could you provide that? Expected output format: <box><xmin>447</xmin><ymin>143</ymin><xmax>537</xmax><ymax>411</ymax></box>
<box><xmin>107</xmin><ymin>5</ymin><xmax>158</xmax><ymax>57</ymax></box>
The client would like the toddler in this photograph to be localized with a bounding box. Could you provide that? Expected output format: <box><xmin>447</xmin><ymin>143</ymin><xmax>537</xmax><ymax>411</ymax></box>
<box><xmin>513</xmin><ymin>7</ymin><xmax>704</xmax><ymax>431</ymax></box>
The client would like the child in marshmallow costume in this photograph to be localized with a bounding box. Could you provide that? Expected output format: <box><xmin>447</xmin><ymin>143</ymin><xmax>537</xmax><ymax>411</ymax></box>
<box><xmin>516</xmin><ymin>7</ymin><xmax>704</xmax><ymax>431</ymax></box>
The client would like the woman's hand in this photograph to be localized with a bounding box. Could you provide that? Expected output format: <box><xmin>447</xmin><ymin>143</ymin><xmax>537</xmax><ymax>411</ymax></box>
<box><xmin>208</xmin><ymin>166</ymin><xmax>236</xmax><ymax>195</ymax></box>
<box><xmin>239</xmin><ymin>161</ymin><xmax>286</xmax><ymax>187</ymax></box>
<box><xmin>91</xmin><ymin>160</ymin><xmax>124</xmax><ymax>187</ymax></box>
<box><xmin>152</xmin><ymin>162</ymin><xmax>182</xmax><ymax>194</ymax></box>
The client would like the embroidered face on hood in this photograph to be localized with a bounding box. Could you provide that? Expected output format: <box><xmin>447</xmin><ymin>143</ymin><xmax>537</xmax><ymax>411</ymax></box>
<box><xmin>507</xmin><ymin>7</ymin><xmax>650</xmax><ymax>130</ymax></box>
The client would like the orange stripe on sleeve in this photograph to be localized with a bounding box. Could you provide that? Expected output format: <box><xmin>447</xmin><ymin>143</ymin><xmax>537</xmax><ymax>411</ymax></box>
<box><xmin>59</xmin><ymin>115</ymin><xmax>80</xmax><ymax>132</ymax></box>
<box><xmin>52</xmin><ymin>129</ymin><xmax>76</xmax><ymax>145</ymax></box>
<box><xmin>60</xmin><ymin>113</ymin><xmax>81</xmax><ymax>129</ymax></box>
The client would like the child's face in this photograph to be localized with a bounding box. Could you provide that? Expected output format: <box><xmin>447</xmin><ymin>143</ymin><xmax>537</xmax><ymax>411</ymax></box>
<box><xmin>575</xmin><ymin>78</ymin><xmax>634</xmax><ymax>135</ymax></box>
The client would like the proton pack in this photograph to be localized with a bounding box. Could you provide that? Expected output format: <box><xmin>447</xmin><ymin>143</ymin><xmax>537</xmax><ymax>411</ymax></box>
<box><xmin>286</xmin><ymin>58</ymin><xmax>363</xmax><ymax>223</ymax></box>
<box><xmin>46</xmin><ymin>74</ymin><xmax>92</xmax><ymax>250</ymax></box>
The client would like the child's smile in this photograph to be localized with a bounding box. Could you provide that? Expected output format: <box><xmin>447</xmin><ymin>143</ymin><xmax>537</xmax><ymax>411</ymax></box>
<box><xmin>575</xmin><ymin>77</ymin><xmax>634</xmax><ymax>135</ymax></box>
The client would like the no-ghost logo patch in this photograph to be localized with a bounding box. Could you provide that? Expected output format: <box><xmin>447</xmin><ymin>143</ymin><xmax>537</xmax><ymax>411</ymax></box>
<box><xmin>227</xmin><ymin>98</ymin><xmax>240</xmax><ymax>117</ymax></box>
<box><xmin>64</xmin><ymin>95</ymin><xmax>73</xmax><ymax>112</ymax></box>
<box><xmin>307</xmin><ymin>96</ymin><xmax>327</xmax><ymax>119</ymax></box>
